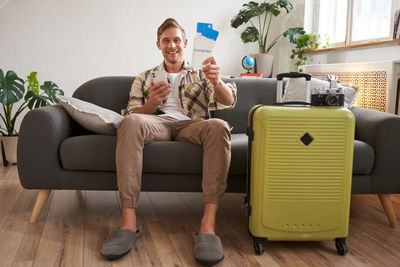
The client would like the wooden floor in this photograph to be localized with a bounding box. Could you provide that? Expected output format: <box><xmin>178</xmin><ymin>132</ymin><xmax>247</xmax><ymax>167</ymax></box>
<box><xmin>1</xmin><ymin>165</ymin><xmax>400</xmax><ymax>266</ymax></box>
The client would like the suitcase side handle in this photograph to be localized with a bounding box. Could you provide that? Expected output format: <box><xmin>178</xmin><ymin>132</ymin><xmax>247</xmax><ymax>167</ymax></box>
<box><xmin>277</xmin><ymin>72</ymin><xmax>311</xmax><ymax>81</ymax></box>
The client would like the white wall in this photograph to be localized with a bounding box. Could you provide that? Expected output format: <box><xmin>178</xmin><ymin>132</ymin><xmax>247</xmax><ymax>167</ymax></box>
<box><xmin>0</xmin><ymin>0</ymin><xmax>267</xmax><ymax>97</ymax></box>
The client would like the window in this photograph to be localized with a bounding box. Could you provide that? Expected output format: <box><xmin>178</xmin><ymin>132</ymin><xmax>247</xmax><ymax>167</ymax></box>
<box><xmin>304</xmin><ymin>0</ymin><xmax>398</xmax><ymax>47</ymax></box>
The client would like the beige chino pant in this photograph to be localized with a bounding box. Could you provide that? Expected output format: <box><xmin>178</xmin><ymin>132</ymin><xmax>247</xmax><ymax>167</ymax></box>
<box><xmin>116</xmin><ymin>113</ymin><xmax>231</xmax><ymax>209</ymax></box>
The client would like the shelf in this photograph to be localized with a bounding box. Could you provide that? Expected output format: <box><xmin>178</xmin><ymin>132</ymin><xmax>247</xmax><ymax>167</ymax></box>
<box><xmin>306</xmin><ymin>39</ymin><xmax>400</xmax><ymax>54</ymax></box>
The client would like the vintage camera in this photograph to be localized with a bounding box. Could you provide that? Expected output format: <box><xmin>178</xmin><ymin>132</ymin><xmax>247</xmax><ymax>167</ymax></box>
<box><xmin>310</xmin><ymin>74</ymin><xmax>344</xmax><ymax>107</ymax></box>
<box><xmin>311</xmin><ymin>87</ymin><xmax>345</xmax><ymax>106</ymax></box>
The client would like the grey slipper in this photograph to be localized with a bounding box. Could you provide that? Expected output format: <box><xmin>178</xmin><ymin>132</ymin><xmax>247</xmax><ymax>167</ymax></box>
<box><xmin>101</xmin><ymin>228</ymin><xmax>140</xmax><ymax>261</ymax></box>
<box><xmin>194</xmin><ymin>233</ymin><xmax>224</xmax><ymax>266</ymax></box>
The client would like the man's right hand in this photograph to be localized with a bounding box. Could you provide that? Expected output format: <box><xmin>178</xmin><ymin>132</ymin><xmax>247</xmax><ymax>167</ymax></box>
<box><xmin>148</xmin><ymin>81</ymin><xmax>172</xmax><ymax>107</ymax></box>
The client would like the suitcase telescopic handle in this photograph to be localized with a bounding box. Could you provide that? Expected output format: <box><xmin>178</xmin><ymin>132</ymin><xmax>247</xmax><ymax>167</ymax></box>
<box><xmin>276</xmin><ymin>72</ymin><xmax>312</xmax><ymax>81</ymax></box>
<box><xmin>272</xmin><ymin>101</ymin><xmax>311</xmax><ymax>106</ymax></box>
<box><xmin>276</xmin><ymin>72</ymin><xmax>312</xmax><ymax>103</ymax></box>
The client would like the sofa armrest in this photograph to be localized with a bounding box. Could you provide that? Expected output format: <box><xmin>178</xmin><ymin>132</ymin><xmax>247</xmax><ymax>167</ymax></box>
<box><xmin>17</xmin><ymin>105</ymin><xmax>74</xmax><ymax>189</ymax></box>
<box><xmin>351</xmin><ymin>107</ymin><xmax>400</xmax><ymax>192</ymax></box>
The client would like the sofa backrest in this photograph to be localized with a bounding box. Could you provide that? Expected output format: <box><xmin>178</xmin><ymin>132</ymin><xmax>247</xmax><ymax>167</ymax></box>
<box><xmin>214</xmin><ymin>78</ymin><xmax>277</xmax><ymax>133</ymax></box>
<box><xmin>73</xmin><ymin>76</ymin><xmax>278</xmax><ymax>134</ymax></box>
<box><xmin>73</xmin><ymin>76</ymin><xmax>134</xmax><ymax>114</ymax></box>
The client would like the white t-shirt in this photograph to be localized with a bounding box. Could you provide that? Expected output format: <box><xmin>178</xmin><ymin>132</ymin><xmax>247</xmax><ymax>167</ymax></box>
<box><xmin>159</xmin><ymin>72</ymin><xmax>191</xmax><ymax>120</ymax></box>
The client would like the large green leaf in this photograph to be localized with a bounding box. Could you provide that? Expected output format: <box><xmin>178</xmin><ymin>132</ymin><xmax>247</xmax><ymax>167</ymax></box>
<box><xmin>283</xmin><ymin>27</ymin><xmax>305</xmax><ymax>43</ymax></box>
<box><xmin>26</xmin><ymin>71</ymin><xmax>40</xmax><ymax>94</ymax></box>
<box><xmin>231</xmin><ymin>10</ymin><xmax>246</xmax><ymax>28</ymax></box>
<box><xmin>231</xmin><ymin>1</ymin><xmax>263</xmax><ymax>28</ymax></box>
<box><xmin>41</xmin><ymin>81</ymin><xmax>64</xmax><ymax>103</ymax></box>
<box><xmin>242</xmin><ymin>1</ymin><xmax>261</xmax><ymax>16</ymax></box>
<box><xmin>232</xmin><ymin>0</ymin><xmax>301</xmax><ymax>54</ymax></box>
<box><xmin>246</xmin><ymin>2</ymin><xmax>264</xmax><ymax>18</ymax></box>
<box><xmin>24</xmin><ymin>91</ymin><xmax>50</xmax><ymax>109</ymax></box>
<box><xmin>277</xmin><ymin>0</ymin><xmax>294</xmax><ymax>13</ymax></box>
<box><xmin>24</xmin><ymin>81</ymin><xmax>63</xmax><ymax>110</ymax></box>
<box><xmin>0</xmin><ymin>69</ymin><xmax>25</xmax><ymax>105</ymax></box>
<box><xmin>264</xmin><ymin>2</ymin><xmax>281</xmax><ymax>16</ymax></box>
<box><xmin>241</xmin><ymin>26</ymin><xmax>260</xmax><ymax>43</ymax></box>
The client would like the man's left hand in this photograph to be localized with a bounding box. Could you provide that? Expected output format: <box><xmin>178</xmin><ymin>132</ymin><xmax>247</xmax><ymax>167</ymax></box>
<box><xmin>202</xmin><ymin>57</ymin><xmax>222</xmax><ymax>87</ymax></box>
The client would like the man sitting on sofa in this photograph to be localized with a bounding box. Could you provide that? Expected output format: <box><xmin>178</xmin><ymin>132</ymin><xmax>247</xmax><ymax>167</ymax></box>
<box><xmin>101</xmin><ymin>18</ymin><xmax>237</xmax><ymax>265</ymax></box>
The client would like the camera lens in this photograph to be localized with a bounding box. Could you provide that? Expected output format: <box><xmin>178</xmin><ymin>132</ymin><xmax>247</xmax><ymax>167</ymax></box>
<box><xmin>326</xmin><ymin>94</ymin><xmax>338</xmax><ymax>106</ymax></box>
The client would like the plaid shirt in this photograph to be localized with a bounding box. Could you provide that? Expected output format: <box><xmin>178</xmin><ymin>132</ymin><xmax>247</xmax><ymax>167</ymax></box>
<box><xmin>123</xmin><ymin>61</ymin><xmax>237</xmax><ymax>120</ymax></box>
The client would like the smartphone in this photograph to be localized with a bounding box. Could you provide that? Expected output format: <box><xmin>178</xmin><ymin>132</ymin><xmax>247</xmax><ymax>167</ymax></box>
<box><xmin>152</xmin><ymin>70</ymin><xmax>168</xmax><ymax>84</ymax></box>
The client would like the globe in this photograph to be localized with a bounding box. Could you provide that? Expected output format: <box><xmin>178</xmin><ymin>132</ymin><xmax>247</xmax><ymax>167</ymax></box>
<box><xmin>242</xmin><ymin>56</ymin><xmax>255</xmax><ymax>73</ymax></box>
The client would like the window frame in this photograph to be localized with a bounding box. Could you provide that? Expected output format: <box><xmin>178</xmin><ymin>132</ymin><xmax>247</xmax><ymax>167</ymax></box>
<box><xmin>305</xmin><ymin>0</ymin><xmax>399</xmax><ymax>47</ymax></box>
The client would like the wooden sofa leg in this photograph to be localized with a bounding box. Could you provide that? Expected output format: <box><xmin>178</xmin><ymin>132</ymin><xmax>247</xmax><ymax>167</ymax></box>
<box><xmin>378</xmin><ymin>194</ymin><xmax>398</xmax><ymax>228</ymax></box>
<box><xmin>30</xmin><ymin>190</ymin><xmax>51</xmax><ymax>223</ymax></box>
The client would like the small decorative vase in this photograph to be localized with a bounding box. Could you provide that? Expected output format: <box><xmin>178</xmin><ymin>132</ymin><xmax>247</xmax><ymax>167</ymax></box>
<box><xmin>1</xmin><ymin>136</ymin><xmax>18</xmax><ymax>165</ymax></box>
<box><xmin>254</xmin><ymin>53</ymin><xmax>274</xmax><ymax>78</ymax></box>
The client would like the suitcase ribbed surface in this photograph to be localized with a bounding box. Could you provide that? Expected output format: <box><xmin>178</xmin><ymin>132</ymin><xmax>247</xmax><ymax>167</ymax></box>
<box><xmin>264</xmin><ymin>117</ymin><xmax>348</xmax><ymax>202</ymax></box>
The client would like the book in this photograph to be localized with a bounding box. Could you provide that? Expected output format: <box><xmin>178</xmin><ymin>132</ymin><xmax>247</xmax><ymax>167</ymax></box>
<box><xmin>240</xmin><ymin>73</ymin><xmax>262</xmax><ymax>79</ymax></box>
<box><xmin>397</xmin><ymin>9</ymin><xmax>400</xmax><ymax>39</ymax></box>
<box><xmin>394</xmin><ymin>9</ymin><xmax>400</xmax><ymax>39</ymax></box>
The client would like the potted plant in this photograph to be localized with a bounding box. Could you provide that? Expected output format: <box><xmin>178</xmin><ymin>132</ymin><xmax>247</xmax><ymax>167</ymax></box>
<box><xmin>0</xmin><ymin>69</ymin><xmax>64</xmax><ymax>165</ymax></box>
<box><xmin>231</xmin><ymin>0</ymin><xmax>304</xmax><ymax>77</ymax></box>
<box><xmin>290</xmin><ymin>33</ymin><xmax>328</xmax><ymax>72</ymax></box>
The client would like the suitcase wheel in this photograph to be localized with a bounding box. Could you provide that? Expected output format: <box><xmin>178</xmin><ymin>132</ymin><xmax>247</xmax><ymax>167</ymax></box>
<box><xmin>253</xmin><ymin>238</ymin><xmax>264</xmax><ymax>255</ymax></box>
<box><xmin>335</xmin><ymin>238</ymin><xmax>348</xmax><ymax>256</ymax></box>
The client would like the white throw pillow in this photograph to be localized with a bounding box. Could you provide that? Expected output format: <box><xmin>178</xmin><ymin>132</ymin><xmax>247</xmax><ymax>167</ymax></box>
<box><xmin>282</xmin><ymin>78</ymin><xmax>359</xmax><ymax>108</ymax></box>
<box><xmin>57</xmin><ymin>96</ymin><xmax>123</xmax><ymax>135</ymax></box>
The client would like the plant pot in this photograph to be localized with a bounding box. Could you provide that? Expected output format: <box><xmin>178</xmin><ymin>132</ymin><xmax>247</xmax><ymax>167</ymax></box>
<box><xmin>254</xmin><ymin>53</ymin><xmax>274</xmax><ymax>78</ymax></box>
<box><xmin>1</xmin><ymin>136</ymin><xmax>18</xmax><ymax>165</ymax></box>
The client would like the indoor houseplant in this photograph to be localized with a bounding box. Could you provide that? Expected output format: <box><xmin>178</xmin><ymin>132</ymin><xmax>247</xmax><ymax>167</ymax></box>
<box><xmin>231</xmin><ymin>0</ymin><xmax>304</xmax><ymax>77</ymax></box>
<box><xmin>0</xmin><ymin>69</ymin><xmax>64</xmax><ymax>165</ymax></box>
<box><xmin>290</xmin><ymin>32</ymin><xmax>328</xmax><ymax>72</ymax></box>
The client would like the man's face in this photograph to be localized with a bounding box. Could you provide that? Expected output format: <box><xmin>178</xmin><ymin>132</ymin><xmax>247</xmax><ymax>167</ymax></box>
<box><xmin>157</xmin><ymin>27</ymin><xmax>187</xmax><ymax>65</ymax></box>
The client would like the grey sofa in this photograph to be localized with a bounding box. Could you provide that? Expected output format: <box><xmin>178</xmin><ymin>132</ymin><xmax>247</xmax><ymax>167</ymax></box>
<box><xmin>18</xmin><ymin>77</ymin><xmax>400</xmax><ymax>226</ymax></box>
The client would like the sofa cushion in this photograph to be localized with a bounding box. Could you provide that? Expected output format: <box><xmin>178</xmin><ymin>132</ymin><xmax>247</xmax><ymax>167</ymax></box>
<box><xmin>60</xmin><ymin>134</ymin><xmax>373</xmax><ymax>177</ymax></box>
<box><xmin>282</xmin><ymin>78</ymin><xmax>359</xmax><ymax>108</ymax></box>
<box><xmin>60</xmin><ymin>134</ymin><xmax>247</xmax><ymax>175</ymax></box>
<box><xmin>60</xmin><ymin>135</ymin><xmax>202</xmax><ymax>173</ymax></box>
<box><xmin>58</xmin><ymin>96</ymin><xmax>123</xmax><ymax>135</ymax></box>
<box><xmin>60</xmin><ymin>135</ymin><xmax>117</xmax><ymax>171</ymax></box>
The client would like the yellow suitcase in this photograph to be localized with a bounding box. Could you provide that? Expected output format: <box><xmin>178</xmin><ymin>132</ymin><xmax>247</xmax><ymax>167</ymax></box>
<box><xmin>246</xmin><ymin>73</ymin><xmax>355</xmax><ymax>255</ymax></box>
